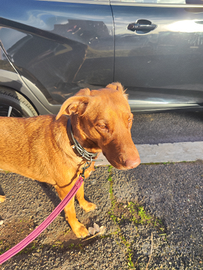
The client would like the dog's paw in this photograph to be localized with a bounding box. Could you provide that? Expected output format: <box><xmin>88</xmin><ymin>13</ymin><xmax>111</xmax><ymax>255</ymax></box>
<box><xmin>80</xmin><ymin>201</ymin><xmax>97</xmax><ymax>212</ymax></box>
<box><xmin>0</xmin><ymin>196</ymin><xmax>5</xmax><ymax>203</ymax></box>
<box><xmin>74</xmin><ymin>224</ymin><xmax>90</xmax><ymax>238</ymax></box>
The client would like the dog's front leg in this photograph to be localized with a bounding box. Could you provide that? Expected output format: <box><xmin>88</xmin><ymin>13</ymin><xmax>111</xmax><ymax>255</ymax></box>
<box><xmin>76</xmin><ymin>182</ymin><xmax>97</xmax><ymax>212</ymax></box>
<box><xmin>54</xmin><ymin>184</ymin><xmax>89</xmax><ymax>238</ymax></box>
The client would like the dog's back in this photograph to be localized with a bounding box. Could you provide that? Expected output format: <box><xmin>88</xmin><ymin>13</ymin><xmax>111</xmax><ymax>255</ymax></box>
<box><xmin>0</xmin><ymin>116</ymin><xmax>55</xmax><ymax>181</ymax></box>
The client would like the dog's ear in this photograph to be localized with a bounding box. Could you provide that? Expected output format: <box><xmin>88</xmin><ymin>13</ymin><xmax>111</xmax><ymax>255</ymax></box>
<box><xmin>74</xmin><ymin>88</ymin><xmax>91</xmax><ymax>96</ymax></box>
<box><xmin>56</xmin><ymin>96</ymin><xmax>90</xmax><ymax>120</ymax></box>
<box><xmin>106</xmin><ymin>82</ymin><xmax>128</xmax><ymax>100</ymax></box>
<box><xmin>106</xmin><ymin>82</ymin><xmax>124</xmax><ymax>93</ymax></box>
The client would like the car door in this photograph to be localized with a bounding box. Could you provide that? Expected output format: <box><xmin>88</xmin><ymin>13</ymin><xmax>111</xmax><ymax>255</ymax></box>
<box><xmin>0</xmin><ymin>0</ymin><xmax>114</xmax><ymax>112</ymax></box>
<box><xmin>110</xmin><ymin>0</ymin><xmax>203</xmax><ymax>111</ymax></box>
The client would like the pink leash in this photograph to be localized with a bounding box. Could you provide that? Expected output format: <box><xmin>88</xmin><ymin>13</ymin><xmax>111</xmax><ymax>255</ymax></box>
<box><xmin>0</xmin><ymin>176</ymin><xmax>84</xmax><ymax>265</ymax></box>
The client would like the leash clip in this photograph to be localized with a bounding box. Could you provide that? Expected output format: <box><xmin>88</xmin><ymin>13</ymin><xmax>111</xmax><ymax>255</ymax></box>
<box><xmin>75</xmin><ymin>175</ymin><xmax>84</xmax><ymax>188</ymax></box>
<box><xmin>81</xmin><ymin>158</ymin><xmax>92</xmax><ymax>179</ymax></box>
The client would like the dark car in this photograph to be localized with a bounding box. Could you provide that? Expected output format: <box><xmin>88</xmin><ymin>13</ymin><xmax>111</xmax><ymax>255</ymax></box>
<box><xmin>1</xmin><ymin>0</ymin><xmax>203</xmax><ymax>117</ymax></box>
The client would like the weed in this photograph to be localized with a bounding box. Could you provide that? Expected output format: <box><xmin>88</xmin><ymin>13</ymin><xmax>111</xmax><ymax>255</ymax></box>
<box><xmin>107</xmin><ymin>166</ymin><xmax>136</xmax><ymax>268</ymax></box>
<box><xmin>107</xmin><ymin>165</ymin><xmax>113</xmax><ymax>173</ymax></box>
<box><xmin>17</xmin><ymin>241</ymin><xmax>38</xmax><ymax>255</ymax></box>
<box><xmin>106</xmin><ymin>165</ymin><xmax>166</xmax><ymax>269</ymax></box>
<box><xmin>2</xmin><ymin>170</ymin><xmax>10</xmax><ymax>174</ymax></box>
<box><xmin>107</xmin><ymin>165</ymin><xmax>116</xmax><ymax>215</ymax></box>
<box><xmin>137</xmin><ymin>206</ymin><xmax>152</xmax><ymax>224</ymax></box>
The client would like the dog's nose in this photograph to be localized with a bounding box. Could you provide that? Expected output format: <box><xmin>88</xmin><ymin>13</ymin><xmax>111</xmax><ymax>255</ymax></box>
<box><xmin>125</xmin><ymin>157</ymin><xmax>141</xmax><ymax>169</ymax></box>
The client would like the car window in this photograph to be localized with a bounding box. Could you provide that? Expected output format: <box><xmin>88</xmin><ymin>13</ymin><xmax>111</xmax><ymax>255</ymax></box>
<box><xmin>111</xmin><ymin>0</ymin><xmax>203</xmax><ymax>4</ymax></box>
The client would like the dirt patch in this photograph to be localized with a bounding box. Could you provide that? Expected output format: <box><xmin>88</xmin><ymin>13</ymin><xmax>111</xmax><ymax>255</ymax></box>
<box><xmin>40</xmin><ymin>216</ymin><xmax>101</xmax><ymax>251</ymax></box>
<box><xmin>0</xmin><ymin>164</ymin><xmax>202</xmax><ymax>269</ymax></box>
<box><xmin>0</xmin><ymin>217</ymin><xmax>35</xmax><ymax>254</ymax></box>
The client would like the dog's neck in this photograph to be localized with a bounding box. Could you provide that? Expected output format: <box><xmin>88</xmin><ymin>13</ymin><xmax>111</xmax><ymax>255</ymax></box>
<box><xmin>67</xmin><ymin>118</ymin><xmax>98</xmax><ymax>161</ymax></box>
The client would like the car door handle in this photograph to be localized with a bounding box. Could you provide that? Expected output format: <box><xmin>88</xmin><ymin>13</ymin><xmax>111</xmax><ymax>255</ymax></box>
<box><xmin>128</xmin><ymin>19</ymin><xmax>157</xmax><ymax>33</ymax></box>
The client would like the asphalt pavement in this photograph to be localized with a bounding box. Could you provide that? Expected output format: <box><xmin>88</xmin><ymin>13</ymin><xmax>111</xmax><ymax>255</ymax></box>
<box><xmin>0</xmin><ymin>111</ymin><xmax>203</xmax><ymax>270</ymax></box>
<box><xmin>96</xmin><ymin>110</ymin><xmax>203</xmax><ymax>165</ymax></box>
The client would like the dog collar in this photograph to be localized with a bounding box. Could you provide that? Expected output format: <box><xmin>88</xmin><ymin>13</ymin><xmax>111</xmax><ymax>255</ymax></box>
<box><xmin>67</xmin><ymin>118</ymin><xmax>98</xmax><ymax>161</ymax></box>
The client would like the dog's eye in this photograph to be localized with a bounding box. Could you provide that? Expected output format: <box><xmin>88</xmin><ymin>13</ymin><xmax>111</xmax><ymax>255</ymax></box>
<box><xmin>98</xmin><ymin>124</ymin><xmax>106</xmax><ymax>129</ymax></box>
<box><xmin>97</xmin><ymin>124</ymin><xmax>107</xmax><ymax>129</ymax></box>
<box><xmin>128</xmin><ymin>114</ymin><xmax>133</xmax><ymax>128</ymax></box>
<box><xmin>96</xmin><ymin>123</ymin><xmax>109</xmax><ymax>132</ymax></box>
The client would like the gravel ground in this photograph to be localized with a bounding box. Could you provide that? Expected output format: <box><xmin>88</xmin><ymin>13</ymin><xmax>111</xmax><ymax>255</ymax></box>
<box><xmin>0</xmin><ymin>162</ymin><xmax>202</xmax><ymax>269</ymax></box>
<box><xmin>132</xmin><ymin>111</ymin><xmax>203</xmax><ymax>144</ymax></box>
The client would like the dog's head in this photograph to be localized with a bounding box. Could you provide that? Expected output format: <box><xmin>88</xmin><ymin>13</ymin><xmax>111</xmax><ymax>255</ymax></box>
<box><xmin>56</xmin><ymin>82</ymin><xmax>140</xmax><ymax>170</ymax></box>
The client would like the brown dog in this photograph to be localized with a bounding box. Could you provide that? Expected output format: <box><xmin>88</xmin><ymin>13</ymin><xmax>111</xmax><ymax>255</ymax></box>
<box><xmin>0</xmin><ymin>82</ymin><xmax>140</xmax><ymax>238</ymax></box>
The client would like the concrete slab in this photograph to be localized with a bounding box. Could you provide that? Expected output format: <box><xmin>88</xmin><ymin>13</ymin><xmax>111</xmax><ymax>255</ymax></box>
<box><xmin>95</xmin><ymin>141</ymin><xmax>203</xmax><ymax>166</ymax></box>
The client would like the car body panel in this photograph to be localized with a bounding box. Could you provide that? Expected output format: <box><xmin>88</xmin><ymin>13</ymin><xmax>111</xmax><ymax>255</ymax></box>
<box><xmin>1</xmin><ymin>0</ymin><xmax>203</xmax><ymax>114</ymax></box>
<box><xmin>0</xmin><ymin>0</ymin><xmax>114</xmax><ymax>113</ymax></box>
<box><xmin>111</xmin><ymin>1</ymin><xmax>203</xmax><ymax>111</ymax></box>
<box><xmin>0</xmin><ymin>43</ymin><xmax>57</xmax><ymax>114</ymax></box>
